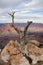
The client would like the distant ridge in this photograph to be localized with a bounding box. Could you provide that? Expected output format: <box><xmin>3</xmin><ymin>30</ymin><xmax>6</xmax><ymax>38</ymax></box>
<box><xmin>0</xmin><ymin>23</ymin><xmax>43</xmax><ymax>27</ymax></box>
<box><xmin>0</xmin><ymin>23</ymin><xmax>43</xmax><ymax>33</ymax></box>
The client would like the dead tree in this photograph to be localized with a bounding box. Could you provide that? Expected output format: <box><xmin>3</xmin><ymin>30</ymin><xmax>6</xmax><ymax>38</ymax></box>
<box><xmin>8</xmin><ymin>12</ymin><xmax>15</xmax><ymax>27</ymax></box>
<box><xmin>12</xmin><ymin>21</ymin><xmax>32</xmax><ymax>44</ymax></box>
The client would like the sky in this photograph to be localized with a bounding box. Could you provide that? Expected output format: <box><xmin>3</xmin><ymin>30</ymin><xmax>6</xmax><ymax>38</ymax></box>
<box><xmin>0</xmin><ymin>0</ymin><xmax>43</xmax><ymax>23</ymax></box>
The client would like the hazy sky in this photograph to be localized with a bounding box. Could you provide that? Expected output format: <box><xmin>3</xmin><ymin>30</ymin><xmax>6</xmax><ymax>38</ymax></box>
<box><xmin>0</xmin><ymin>0</ymin><xmax>43</xmax><ymax>23</ymax></box>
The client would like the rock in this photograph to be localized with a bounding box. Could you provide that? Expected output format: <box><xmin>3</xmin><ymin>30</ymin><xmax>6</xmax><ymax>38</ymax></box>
<box><xmin>26</xmin><ymin>43</ymin><xmax>43</xmax><ymax>64</ymax></box>
<box><xmin>1</xmin><ymin>40</ymin><xmax>30</xmax><ymax>65</ymax></box>
<box><xmin>19</xmin><ymin>56</ymin><xmax>30</xmax><ymax>65</ymax></box>
<box><xmin>27</xmin><ymin>43</ymin><xmax>43</xmax><ymax>55</ymax></box>
<box><xmin>10</xmin><ymin>53</ymin><xmax>30</xmax><ymax>65</ymax></box>
<box><xmin>1</xmin><ymin>40</ymin><xmax>20</xmax><ymax>62</ymax></box>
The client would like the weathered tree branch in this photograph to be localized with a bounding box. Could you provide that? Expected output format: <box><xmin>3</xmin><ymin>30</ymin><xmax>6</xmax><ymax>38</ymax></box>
<box><xmin>24</xmin><ymin>21</ymin><xmax>32</xmax><ymax>44</ymax></box>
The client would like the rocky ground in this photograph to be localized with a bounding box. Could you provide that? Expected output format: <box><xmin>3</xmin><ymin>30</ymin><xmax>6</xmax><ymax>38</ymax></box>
<box><xmin>0</xmin><ymin>40</ymin><xmax>43</xmax><ymax>65</ymax></box>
